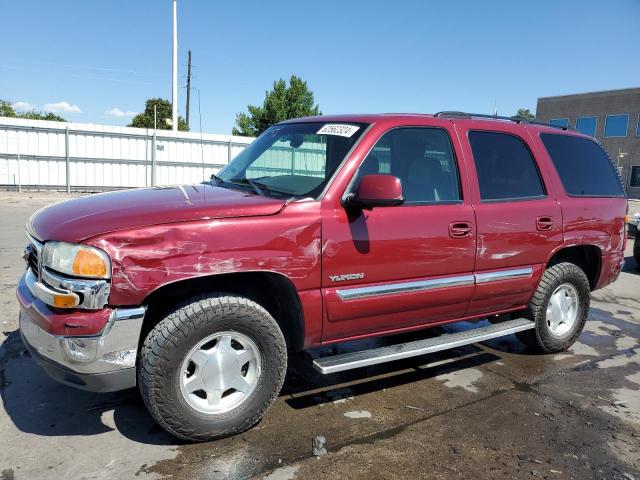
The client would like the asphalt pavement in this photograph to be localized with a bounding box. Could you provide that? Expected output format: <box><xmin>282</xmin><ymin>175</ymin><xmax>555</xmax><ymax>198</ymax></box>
<box><xmin>0</xmin><ymin>191</ymin><xmax>638</xmax><ymax>480</ymax></box>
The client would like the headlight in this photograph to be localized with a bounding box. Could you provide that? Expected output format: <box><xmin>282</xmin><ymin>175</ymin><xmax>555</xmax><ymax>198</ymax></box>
<box><xmin>42</xmin><ymin>242</ymin><xmax>111</xmax><ymax>279</ymax></box>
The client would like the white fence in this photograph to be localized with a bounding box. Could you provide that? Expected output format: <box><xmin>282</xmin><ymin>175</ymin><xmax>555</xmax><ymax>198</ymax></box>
<box><xmin>0</xmin><ymin>117</ymin><xmax>254</xmax><ymax>191</ymax></box>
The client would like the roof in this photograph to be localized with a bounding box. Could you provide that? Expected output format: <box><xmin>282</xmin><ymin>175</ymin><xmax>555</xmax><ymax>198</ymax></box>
<box><xmin>538</xmin><ymin>87</ymin><xmax>640</xmax><ymax>102</ymax></box>
<box><xmin>279</xmin><ymin>113</ymin><xmax>580</xmax><ymax>136</ymax></box>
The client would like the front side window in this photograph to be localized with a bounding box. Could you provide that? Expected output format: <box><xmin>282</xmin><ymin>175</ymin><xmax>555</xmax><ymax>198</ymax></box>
<box><xmin>353</xmin><ymin>127</ymin><xmax>461</xmax><ymax>204</ymax></box>
<box><xmin>549</xmin><ymin>118</ymin><xmax>569</xmax><ymax>128</ymax></box>
<box><xmin>604</xmin><ymin>114</ymin><xmax>629</xmax><ymax>137</ymax></box>
<box><xmin>218</xmin><ymin>122</ymin><xmax>366</xmax><ymax>199</ymax></box>
<box><xmin>468</xmin><ymin>131</ymin><xmax>545</xmax><ymax>201</ymax></box>
<box><xmin>576</xmin><ymin>116</ymin><xmax>597</xmax><ymax>137</ymax></box>
<box><xmin>630</xmin><ymin>166</ymin><xmax>640</xmax><ymax>188</ymax></box>
<box><xmin>540</xmin><ymin>133</ymin><xmax>624</xmax><ymax>197</ymax></box>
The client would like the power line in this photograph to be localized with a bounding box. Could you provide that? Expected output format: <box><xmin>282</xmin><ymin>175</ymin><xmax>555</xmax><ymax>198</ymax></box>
<box><xmin>3</xmin><ymin>58</ymin><xmax>168</xmax><ymax>76</ymax></box>
<box><xmin>0</xmin><ymin>64</ymin><xmax>170</xmax><ymax>87</ymax></box>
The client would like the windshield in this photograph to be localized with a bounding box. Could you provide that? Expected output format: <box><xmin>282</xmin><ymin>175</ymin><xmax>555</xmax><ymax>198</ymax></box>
<box><xmin>217</xmin><ymin>122</ymin><xmax>367</xmax><ymax>199</ymax></box>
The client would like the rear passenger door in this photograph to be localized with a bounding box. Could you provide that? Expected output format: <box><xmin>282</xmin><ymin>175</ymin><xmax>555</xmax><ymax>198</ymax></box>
<box><xmin>458</xmin><ymin>126</ymin><xmax>563</xmax><ymax>315</ymax></box>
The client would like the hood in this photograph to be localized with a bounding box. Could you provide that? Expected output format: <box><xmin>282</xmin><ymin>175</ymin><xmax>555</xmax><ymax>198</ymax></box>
<box><xmin>28</xmin><ymin>184</ymin><xmax>286</xmax><ymax>243</ymax></box>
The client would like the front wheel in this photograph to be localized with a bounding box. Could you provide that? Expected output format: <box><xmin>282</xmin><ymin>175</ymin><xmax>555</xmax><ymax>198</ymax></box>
<box><xmin>518</xmin><ymin>262</ymin><xmax>591</xmax><ymax>353</ymax></box>
<box><xmin>138</xmin><ymin>294</ymin><xmax>287</xmax><ymax>442</ymax></box>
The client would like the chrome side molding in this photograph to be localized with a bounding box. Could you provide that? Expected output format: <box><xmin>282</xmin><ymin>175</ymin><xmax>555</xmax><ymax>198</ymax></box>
<box><xmin>475</xmin><ymin>267</ymin><xmax>533</xmax><ymax>284</ymax></box>
<box><xmin>336</xmin><ymin>274</ymin><xmax>474</xmax><ymax>301</ymax></box>
<box><xmin>336</xmin><ymin>267</ymin><xmax>534</xmax><ymax>301</ymax></box>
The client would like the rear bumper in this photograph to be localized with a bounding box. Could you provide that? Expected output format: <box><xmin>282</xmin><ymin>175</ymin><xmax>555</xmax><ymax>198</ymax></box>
<box><xmin>17</xmin><ymin>271</ymin><xmax>146</xmax><ymax>392</ymax></box>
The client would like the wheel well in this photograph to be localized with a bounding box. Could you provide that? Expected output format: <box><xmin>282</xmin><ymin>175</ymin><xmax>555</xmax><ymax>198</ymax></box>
<box><xmin>547</xmin><ymin>245</ymin><xmax>601</xmax><ymax>290</ymax></box>
<box><xmin>140</xmin><ymin>272</ymin><xmax>305</xmax><ymax>351</ymax></box>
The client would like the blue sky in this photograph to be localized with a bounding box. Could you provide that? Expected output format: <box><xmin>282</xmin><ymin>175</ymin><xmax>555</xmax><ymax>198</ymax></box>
<box><xmin>1</xmin><ymin>0</ymin><xmax>639</xmax><ymax>134</ymax></box>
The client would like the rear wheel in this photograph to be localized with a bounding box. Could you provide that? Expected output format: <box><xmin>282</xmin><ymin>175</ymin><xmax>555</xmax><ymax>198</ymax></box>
<box><xmin>517</xmin><ymin>262</ymin><xmax>590</xmax><ymax>353</ymax></box>
<box><xmin>138</xmin><ymin>294</ymin><xmax>287</xmax><ymax>442</ymax></box>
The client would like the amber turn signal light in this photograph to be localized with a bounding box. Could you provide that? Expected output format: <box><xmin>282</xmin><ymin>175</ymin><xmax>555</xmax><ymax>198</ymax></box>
<box><xmin>53</xmin><ymin>293</ymin><xmax>79</xmax><ymax>309</ymax></box>
<box><xmin>72</xmin><ymin>249</ymin><xmax>108</xmax><ymax>278</ymax></box>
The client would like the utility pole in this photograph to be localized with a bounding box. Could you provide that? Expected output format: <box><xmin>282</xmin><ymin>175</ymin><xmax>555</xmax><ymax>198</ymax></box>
<box><xmin>171</xmin><ymin>0</ymin><xmax>178</xmax><ymax>131</ymax></box>
<box><xmin>186</xmin><ymin>50</ymin><xmax>192</xmax><ymax>129</ymax></box>
<box><xmin>152</xmin><ymin>105</ymin><xmax>157</xmax><ymax>187</ymax></box>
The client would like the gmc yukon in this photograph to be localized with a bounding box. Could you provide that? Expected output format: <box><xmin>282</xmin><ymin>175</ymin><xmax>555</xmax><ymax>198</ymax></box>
<box><xmin>17</xmin><ymin>112</ymin><xmax>627</xmax><ymax>441</ymax></box>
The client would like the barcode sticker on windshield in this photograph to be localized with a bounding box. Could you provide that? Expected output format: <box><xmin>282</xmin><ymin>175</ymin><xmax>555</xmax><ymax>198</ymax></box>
<box><xmin>317</xmin><ymin>124</ymin><xmax>360</xmax><ymax>137</ymax></box>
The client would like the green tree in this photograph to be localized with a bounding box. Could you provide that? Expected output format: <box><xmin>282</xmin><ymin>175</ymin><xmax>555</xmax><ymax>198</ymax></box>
<box><xmin>232</xmin><ymin>75</ymin><xmax>321</xmax><ymax>136</ymax></box>
<box><xmin>0</xmin><ymin>100</ymin><xmax>16</xmax><ymax>117</ymax></box>
<box><xmin>128</xmin><ymin>98</ymin><xmax>189</xmax><ymax>131</ymax></box>
<box><xmin>20</xmin><ymin>111</ymin><xmax>66</xmax><ymax>121</ymax></box>
<box><xmin>512</xmin><ymin>108</ymin><xmax>535</xmax><ymax>122</ymax></box>
<box><xmin>0</xmin><ymin>99</ymin><xmax>66</xmax><ymax>122</ymax></box>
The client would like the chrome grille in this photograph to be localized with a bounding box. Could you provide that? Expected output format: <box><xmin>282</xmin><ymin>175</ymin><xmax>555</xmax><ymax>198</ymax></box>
<box><xmin>27</xmin><ymin>246</ymin><xmax>39</xmax><ymax>275</ymax></box>
<box><xmin>25</xmin><ymin>233</ymin><xmax>43</xmax><ymax>280</ymax></box>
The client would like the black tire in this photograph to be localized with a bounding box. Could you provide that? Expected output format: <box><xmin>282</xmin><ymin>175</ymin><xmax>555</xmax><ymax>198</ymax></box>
<box><xmin>633</xmin><ymin>235</ymin><xmax>640</xmax><ymax>269</ymax></box>
<box><xmin>138</xmin><ymin>294</ymin><xmax>287</xmax><ymax>442</ymax></box>
<box><xmin>517</xmin><ymin>262</ymin><xmax>591</xmax><ymax>353</ymax></box>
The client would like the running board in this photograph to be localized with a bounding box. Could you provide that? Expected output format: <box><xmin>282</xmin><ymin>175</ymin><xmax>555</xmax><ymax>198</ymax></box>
<box><xmin>312</xmin><ymin>318</ymin><xmax>534</xmax><ymax>374</ymax></box>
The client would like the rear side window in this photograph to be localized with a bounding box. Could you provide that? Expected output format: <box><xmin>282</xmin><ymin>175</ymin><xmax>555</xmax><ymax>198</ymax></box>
<box><xmin>468</xmin><ymin>131</ymin><xmax>546</xmax><ymax>201</ymax></box>
<box><xmin>540</xmin><ymin>134</ymin><xmax>624</xmax><ymax>197</ymax></box>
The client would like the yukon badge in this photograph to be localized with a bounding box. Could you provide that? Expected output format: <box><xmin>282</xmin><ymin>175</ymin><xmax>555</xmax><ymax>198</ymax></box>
<box><xmin>329</xmin><ymin>273</ymin><xmax>364</xmax><ymax>282</ymax></box>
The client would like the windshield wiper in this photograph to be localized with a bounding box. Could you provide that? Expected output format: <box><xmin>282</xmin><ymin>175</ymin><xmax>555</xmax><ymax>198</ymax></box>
<box><xmin>210</xmin><ymin>173</ymin><xmax>225</xmax><ymax>185</ymax></box>
<box><xmin>228</xmin><ymin>177</ymin><xmax>295</xmax><ymax>198</ymax></box>
<box><xmin>228</xmin><ymin>177</ymin><xmax>265</xmax><ymax>197</ymax></box>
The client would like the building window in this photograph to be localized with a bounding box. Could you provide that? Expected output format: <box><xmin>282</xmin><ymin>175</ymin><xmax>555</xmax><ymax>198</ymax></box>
<box><xmin>576</xmin><ymin>116</ymin><xmax>597</xmax><ymax>137</ymax></box>
<box><xmin>604</xmin><ymin>114</ymin><xmax>629</xmax><ymax>137</ymax></box>
<box><xmin>631</xmin><ymin>166</ymin><xmax>640</xmax><ymax>188</ymax></box>
<box><xmin>549</xmin><ymin>118</ymin><xmax>569</xmax><ymax>128</ymax></box>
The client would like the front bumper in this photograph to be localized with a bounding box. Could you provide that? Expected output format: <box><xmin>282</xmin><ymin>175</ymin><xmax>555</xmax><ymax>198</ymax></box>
<box><xmin>17</xmin><ymin>271</ymin><xmax>146</xmax><ymax>392</ymax></box>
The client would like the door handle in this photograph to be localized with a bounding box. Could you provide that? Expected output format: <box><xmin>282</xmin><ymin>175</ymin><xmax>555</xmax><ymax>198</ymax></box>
<box><xmin>536</xmin><ymin>216</ymin><xmax>554</xmax><ymax>231</ymax></box>
<box><xmin>449</xmin><ymin>222</ymin><xmax>473</xmax><ymax>238</ymax></box>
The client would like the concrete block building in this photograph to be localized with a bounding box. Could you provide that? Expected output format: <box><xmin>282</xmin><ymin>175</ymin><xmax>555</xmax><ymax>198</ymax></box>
<box><xmin>536</xmin><ymin>88</ymin><xmax>640</xmax><ymax>198</ymax></box>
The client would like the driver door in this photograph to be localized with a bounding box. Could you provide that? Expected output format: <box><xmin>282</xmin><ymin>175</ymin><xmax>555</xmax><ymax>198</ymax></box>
<box><xmin>321</xmin><ymin>126</ymin><xmax>476</xmax><ymax>341</ymax></box>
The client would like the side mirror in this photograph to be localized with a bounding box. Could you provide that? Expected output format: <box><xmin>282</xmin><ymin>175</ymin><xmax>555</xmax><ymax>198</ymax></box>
<box><xmin>347</xmin><ymin>174</ymin><xmax>404</xmax><ymax>209</ymax></box>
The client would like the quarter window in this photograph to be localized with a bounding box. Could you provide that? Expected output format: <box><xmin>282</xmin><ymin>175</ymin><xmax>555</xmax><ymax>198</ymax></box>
<box><xmin>549</xmin><ymin>118</ymin><xmax>569</xmax><ymax>128</ymax></box>
<box><xmin>540</xmin><ymin>133</ymin><xmax>624</xmax><ymax>197</ymax></box>
<box><xmin>576</xmin><ymin>116</ymin><xmax>597</xmax><ymax>137</ymax></box>
<box><xmin>636</xmin><ymin>114</ymin><xmax>640</xmax><ymax>137</ymax></box>
<box><xmin>468</xmin><ymin>131</ymin><xmax>546</xmax><ymax>201</ymax></box>
<box><xmin>604</xmin><ymin>114</ymin><xmax>629</xmax><ymax>138</ymax></box>
<box><xmin>354</xmin><ymin>127</ymin><xmax>461</xmax><ymax>204</ymax></box>
<box><xmin>630</xmin><ymin>166</ymin><xmax>640</xmax><ymax>188</ymax></box>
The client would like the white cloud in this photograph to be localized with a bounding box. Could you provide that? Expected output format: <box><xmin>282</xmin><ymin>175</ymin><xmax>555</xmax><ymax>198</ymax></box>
<box><xmin>43</xmin><ymin>101</ymin><xmax>82</xmax><ymax>114</ymax></box>
<box><xmin>12</xmin><ymin>101</ymin><xmax>35</xmax><ymax>111</ymax></box>
<box><xmin>105</xmin><ymin>107</ymin><xmax>138</xmax><ymax>117</ymax></box>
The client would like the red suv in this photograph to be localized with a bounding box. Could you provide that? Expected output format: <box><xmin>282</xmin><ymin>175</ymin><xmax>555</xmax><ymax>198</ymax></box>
<box><xmin>17</xmin><ymin>113</ymin><xmax>627</xmax><ymax>441</ymax></box>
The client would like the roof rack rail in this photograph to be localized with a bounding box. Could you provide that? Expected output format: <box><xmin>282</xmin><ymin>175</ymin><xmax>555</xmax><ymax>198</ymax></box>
<box><xmin>433</xmin><ymin>111</ymin><xmax>572</xmax><ymax>131</ymax></box>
